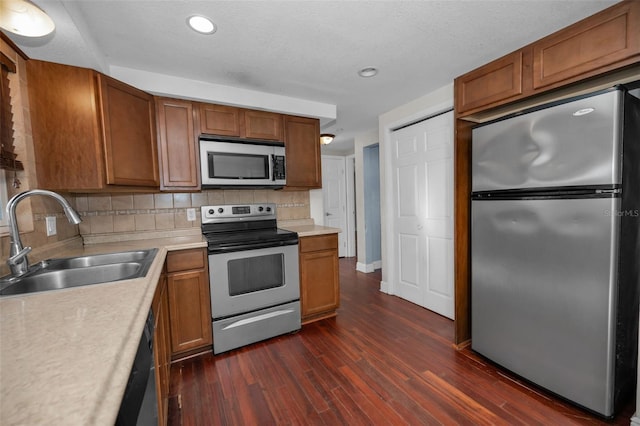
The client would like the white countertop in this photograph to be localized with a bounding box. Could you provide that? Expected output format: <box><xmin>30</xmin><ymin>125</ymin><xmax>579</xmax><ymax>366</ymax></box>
<box><xmin>0</xmin><ymin>235</ymin><xmax>206</xmax><ymax>426</ymax></box>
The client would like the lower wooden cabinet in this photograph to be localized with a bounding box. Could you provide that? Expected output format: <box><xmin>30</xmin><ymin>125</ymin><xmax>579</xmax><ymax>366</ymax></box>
<box><xmin>166</xmin><ymin>248</ymin><xmax>213</xmax><ymax>358</ymax></box>
<box><xmin>152</xmin><ymin>271</ymin><xmax>171</xmax><ymax>426</ymax></box>
<box><xmin>299</xmin><ymin>234</ymin><xmax>340</xmax><ymax>324</ymax></box>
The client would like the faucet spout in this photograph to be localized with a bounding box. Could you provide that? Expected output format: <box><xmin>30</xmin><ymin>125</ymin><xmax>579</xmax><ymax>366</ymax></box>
<box><xmin>5</xmin><ymin>189</ymin><xmax>82</xmax><ymax>276</ymax></box>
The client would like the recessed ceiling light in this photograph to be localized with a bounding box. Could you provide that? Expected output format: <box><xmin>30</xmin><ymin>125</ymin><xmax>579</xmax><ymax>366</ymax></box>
<box><xmin>573</xmin><ymin>107</ymin><xmax>595</xmax><ymax>117</ymax></box>
<box><xmin>0</xmin><ymin>0</ymin><xmax>55</xmax><ymax>37</ymax></box>
<box><xmin>187</xmin><ymin>15</ymin><xmax>216</xmax><ymax>34</ymax></box>
<box><xmin>358</xmin><ymin>67</ymin><xmax>378</xmax><ymax>78</ymax></box>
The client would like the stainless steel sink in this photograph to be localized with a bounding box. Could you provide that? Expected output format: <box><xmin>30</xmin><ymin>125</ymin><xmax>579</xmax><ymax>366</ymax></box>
<box><xmin>0</xmin><ymin>249</ymin><xmax>157</xmax><ymax>297</ymax></box>
<box><xmin>45</xmin><ymin>250</ymin><xmax>153</xmax><ymax>269</ymax></box>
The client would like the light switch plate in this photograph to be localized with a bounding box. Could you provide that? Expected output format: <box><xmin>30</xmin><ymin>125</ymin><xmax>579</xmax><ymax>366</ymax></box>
<box><xmin>186</xmin><ymin>208</ymin><xmax>196</xmax><ymax>222</ymax></box>
<box><xmin>46</xmin><ymin>216</ymin><xmax>57</xmax><ymax>236</ymax></box>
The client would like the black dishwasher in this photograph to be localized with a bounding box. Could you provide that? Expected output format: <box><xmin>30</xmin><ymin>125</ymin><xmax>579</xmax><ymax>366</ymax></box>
<box><xmin>116</xmin><ymin>310</ymin><xmax>157</xmax><ymax>426</ymax></box>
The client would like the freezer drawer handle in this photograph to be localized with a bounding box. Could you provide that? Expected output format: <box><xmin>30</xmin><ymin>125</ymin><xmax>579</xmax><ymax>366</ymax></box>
<box><xmin>222</xmin><ymin>309</ymin><xmax>296</xmax><ymax>330</ymax></box>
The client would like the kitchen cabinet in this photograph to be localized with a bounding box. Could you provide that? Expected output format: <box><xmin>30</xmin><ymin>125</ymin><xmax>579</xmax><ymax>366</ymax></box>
<box><xmin>152</xmin><ymin>270</ymin><xmax>171</xmax><ymax>426</ymax></box>
<box><xmin>198</xmin><ymin>103</ymin><xmax>241</xmax><ymax>137</ymax></box>
<box><xmin>166</xmin><ymin>248</ymin><xmax>212</xmax><ymax>357</ymax></box>
<box><xmin>455</xmin><ymin>50</ymin><xmax>528</xmax><ymax>114</ymax></box>
<box><xmin>299</xmin><ymin>233</ymin><xmax>340</xmax><ymax>324</ymax></box>
<box><xmin>26</xmin><ymin>60</ymin><xmax>159</xmax><ymax>191</ymax></box>
<box><xmin>532</xmin><ymin>0</ymin><xmax>640</xmax><ymax>90</ymax></box>
<box><xmin>455</xmin><ymin>0</ymin><xmax>640</xmax><ymax>116</ymax></box>
<box><xmin>156</xmin><ymin>97</ymin><xmax>199</xmax><ymax>190</ymax></box>
<box><xmin>241</xmin><ymin>109</ymin><xmax>283</xmax><ymax>140</ymax></box>
<box><xmin>199</xmin><ymin>103</ymin><xmax>283</xmax><ymax>141</ymax></box>
<box><xmin>283</xmin><ymin>115</ymin><xmax>322</xmax><ymax>189</ymax></box>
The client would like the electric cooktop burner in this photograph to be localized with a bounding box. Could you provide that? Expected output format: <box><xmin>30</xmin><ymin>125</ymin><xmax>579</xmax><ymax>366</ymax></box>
<box><xmin>200</xmin><ymin>203</ymin><xmax>298</xmax><ymax>253</ymax></box>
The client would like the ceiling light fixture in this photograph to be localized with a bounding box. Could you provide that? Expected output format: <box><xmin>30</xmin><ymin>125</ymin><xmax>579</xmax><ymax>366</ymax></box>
<box><xmin>358</xmin><ymin>67</ymin><xmax>378</xmax><ymax>78</ymax></box>
<box><xmin>0</xmin><ymin>0</ymin><xmax>55</xmax><ymax>37</ymax></box>
<box><xmin>187</xmin><ymin>15</ymin><xmax>216</xmax><ymax>34</ymax></box>
<box><xmin>320</xmin><ymin>134</ymin><xmax>335</xmax><ymax>145</ymax></box>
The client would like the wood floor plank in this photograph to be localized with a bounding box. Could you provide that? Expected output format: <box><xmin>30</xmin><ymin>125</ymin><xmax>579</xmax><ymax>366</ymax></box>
<box><xmin>168</xmin><ymin>258</ymin><xmax>635</xmax><ymax>425</ymax></box>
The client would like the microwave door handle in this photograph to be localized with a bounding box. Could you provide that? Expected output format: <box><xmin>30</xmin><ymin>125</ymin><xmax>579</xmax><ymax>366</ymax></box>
<box><xmin>271</xmin><ymin>154</ymin><xmax>276</xmax><ymax>181</ymax></box>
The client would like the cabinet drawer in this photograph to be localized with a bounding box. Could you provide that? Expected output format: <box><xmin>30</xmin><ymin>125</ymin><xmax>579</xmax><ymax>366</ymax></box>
<box><xmin>166</xmin><ymin>248</ymin><xmax>206</xmax><ymax>272</ymax></box>
<box><xmin>299</xmin><ymin>234</ymin><xmax>338</xmax><ymax>253</ymax></box>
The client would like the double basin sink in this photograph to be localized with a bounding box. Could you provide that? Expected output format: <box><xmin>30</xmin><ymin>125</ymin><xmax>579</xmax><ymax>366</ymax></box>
<box><xmin>0</xmin><ymin>249</ymin><xmax>158</xmax><ymax>297</ymax></box>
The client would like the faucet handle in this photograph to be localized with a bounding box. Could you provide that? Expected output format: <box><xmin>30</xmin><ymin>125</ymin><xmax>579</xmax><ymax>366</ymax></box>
<box><xmin>8</xmin><ymin>246</ymin><xmax>32</xmax><ymax>266</ymax></box>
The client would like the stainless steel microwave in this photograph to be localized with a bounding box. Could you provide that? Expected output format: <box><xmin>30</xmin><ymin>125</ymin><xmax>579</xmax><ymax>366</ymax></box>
<box><xmin>199</xmin><ymin>138</ymin><xmax>286</xmax><ymax>188</ymax></box>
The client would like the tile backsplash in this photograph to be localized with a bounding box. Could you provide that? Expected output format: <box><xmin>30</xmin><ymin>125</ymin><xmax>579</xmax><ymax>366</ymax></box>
<box><xmin>74</xmin><ymin>189</ymin><xmax>310</xmax><ymax>236</ymax></box>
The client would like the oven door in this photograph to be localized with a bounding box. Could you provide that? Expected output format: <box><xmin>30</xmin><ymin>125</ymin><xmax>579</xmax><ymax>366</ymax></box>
<box><xmin>209</xmin><ymin>243</ymin><xmax>300</xmax><ymax>318</ymax></box>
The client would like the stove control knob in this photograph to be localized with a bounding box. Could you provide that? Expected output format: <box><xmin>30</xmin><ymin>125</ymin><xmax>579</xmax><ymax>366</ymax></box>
<box><xmin>218</xmin><ymin>208</ymin><xmax>224</xmax><ymax>214</ymax></box>
<box><xmin>258</xmin><ymin>206</ymin><xmax>264</xmax><ymax>212</ymax></box>
<box><xmin>266</xmin><ymin>206</ymin><xmax>272</xmax><ymax>212</ymax></box>
<box><xmin>208</xmin><ymin>209</ymin><xmax>214</xmax><ymax>215</ymax></box>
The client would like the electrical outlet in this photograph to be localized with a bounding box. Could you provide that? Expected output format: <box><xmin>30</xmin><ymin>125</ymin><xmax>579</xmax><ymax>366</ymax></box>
<box><xmin>186</xmin><ymin>208</ymin><xmax>196</xmax><ymax>222</ymax></box>
<box><xmin>46</xmin><ymin>216</ymin><xmax>57</xmax><ymax>236</ymax></box>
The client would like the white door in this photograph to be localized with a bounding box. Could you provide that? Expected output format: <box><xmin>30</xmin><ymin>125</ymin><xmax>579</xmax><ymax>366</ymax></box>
<box><xmin>391</xmin><ymin>111</ymin><xmax>454</xmax><ymax>319</ymax></box>
<box><xmin>322</xmin><ymin>156</ymin><xmax>347</xmax><ymax>257</ymax></box>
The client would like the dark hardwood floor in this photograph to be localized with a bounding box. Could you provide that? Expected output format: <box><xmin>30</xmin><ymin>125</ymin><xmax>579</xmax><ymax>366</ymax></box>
<box><xmin>168</xmin><ymin>258</ymin><xmax>635</xmax><ymax>425</ymax></box>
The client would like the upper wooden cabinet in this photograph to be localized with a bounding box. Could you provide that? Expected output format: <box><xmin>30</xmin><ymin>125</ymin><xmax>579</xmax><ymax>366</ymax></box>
<box><xmin>241</xmin><ymin>109</ymin><xmax>283</xmax><ymax>141</ymax></box>
<box><xmin>456</xmin><ymin>50</ymin><xmax>527</xmax><ymax>114</ymax></box>
<box><xmin>532</xmin><ymin>0</ymin><xmax>640</xmax><ymax>90</ymax></box>
<box><xmin>455</xmin><ymin>0</ymin><xmax>640</xmax><ymax>116</ymax></box>
<box><xmin>27</xmin><ymin>60</ymin><xmax>159</xmax><ymax>191</ymax></box>
<box><xmin>283</xmin><ymin>115</ymin><xmax>322</xmax><ymax>189</ymax></box>
<box><xmin>198</xmin><ymin>103</ymin><xmax>241</xmax><ymax>137</ymax></box>
<box><xmin>156</xmin><ymin>98</ymin><xmax>199</xmax><ymax>190</ymax></box>
<box><xmin>198</xmin><ymin>103</ymin><xmax>283</xmax><ymax>141</ymax></box>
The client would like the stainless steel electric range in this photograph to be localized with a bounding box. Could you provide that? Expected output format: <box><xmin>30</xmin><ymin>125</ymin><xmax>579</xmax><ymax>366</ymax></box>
<box><xmin>201</xmin><ymin>203</ymin><xmax>300</xmax><ymax>354</ymax></box>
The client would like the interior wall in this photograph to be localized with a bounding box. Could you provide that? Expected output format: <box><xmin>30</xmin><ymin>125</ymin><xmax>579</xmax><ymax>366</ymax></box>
<box><xmin>378</xmin><ymin>83</ymin><xmax>454</xmax><ymax>293</ymax></box>
<box><xmin>354</xmin><ymin>129</ymin><xmax>379</xmax><ymax>271</ymax></box>
<box><xmin>363</xmin><ymin>144</ymin><xmax>381</xmax><ymax>266</ymax></box>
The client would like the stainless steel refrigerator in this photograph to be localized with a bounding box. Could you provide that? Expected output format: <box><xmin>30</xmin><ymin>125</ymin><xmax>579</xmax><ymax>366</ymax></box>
<box><xmin>471</xmin><ymin>88</ymin><xmax>640</xmax><ymax>418</ymax></box>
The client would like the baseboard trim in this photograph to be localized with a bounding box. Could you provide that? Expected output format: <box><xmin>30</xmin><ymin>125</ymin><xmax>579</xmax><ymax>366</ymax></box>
<box><xmin>356</xmin><ymin>260</ymin><xmax>381</xmax><ymax>273</ymax></box>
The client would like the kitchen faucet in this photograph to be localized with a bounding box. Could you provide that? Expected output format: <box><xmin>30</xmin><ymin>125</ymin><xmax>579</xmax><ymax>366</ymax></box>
<box><xmin>5</xmin><ymin>189</ymin><xmax>82</xmax><ymax>276</ymax></box>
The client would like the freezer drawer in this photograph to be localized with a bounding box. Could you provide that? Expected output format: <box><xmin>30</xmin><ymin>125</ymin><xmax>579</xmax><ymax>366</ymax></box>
<box><xmin>472</xmin><ymin>90</ymin><xmax>622</xmax><ymax>192</ymax></box>
<box><xmin>212</xmin><ymin>301</ymin><xmax>301</xmax><ymax>354</ymax></box>
<box><xmin>471</xmin><ymin>197</ymin><xmax>621</xmax><ymax>416</ymax></box>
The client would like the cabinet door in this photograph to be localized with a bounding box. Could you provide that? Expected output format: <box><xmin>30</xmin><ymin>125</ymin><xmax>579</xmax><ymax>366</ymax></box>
<box><xmin>284</xmin><ymin>115</ymin><xmax>322</xmax><ymax>188</ymax></box>
<box><xmin>300</xmin><ymin>249</ymin><xmax>340</xmax><ymax>319</ymax></box>
<box><xmin>26</xmin><ymin>60</ymin><xmax>105</xmax><ymax>190</ymax></box>
<box><xmin>242</xmin><ymin>109</ymin><xmax>283</xmax><ymax>141</ymax></box>
<box><xmin>98</xmin><ymin>74</ymin><xmax>159</xmax><ymax>186</ymax></box>
<box><xmin>299</xmin><ymin>234</ymin><xmax>340</xmax><ymax>322</ymax></box>
<box><xmin>156</xmin><ymin>98</ymin><xmax>199</xmax><ymax>190</ymax></box>
<box><xmin>532</xmin><ymin>1</ymin><xmax>640</xmax><ymax>90</ymax></box>
<box><xmin>152</xmin><ymin>273</ymin><xmax>170</xmax><ymax>426</ymax></box>
<box><xmin>199</xmin><ymin>103</ymin><xmax>241</xmax><ymax>136</ymax></box>
<box><xmin>455</xmin><ymin>50</ymin><xmax>526</xmax><ymax>114</ymax></box>
<box><xmin>167</xmin><ymin>269</ymin><xmax>212</xmax><ymax>355</ymax></box>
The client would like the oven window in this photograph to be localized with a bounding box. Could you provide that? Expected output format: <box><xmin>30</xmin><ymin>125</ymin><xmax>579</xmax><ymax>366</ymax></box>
<box><xmin>227</xmin><ymin>253</ymin><xmax>284</xmax><ymax>296</ymax></box>
<box><xmin>208</xmin><ymin>152</ymin><xmax>269</xmax><ymax>179</ymax></box>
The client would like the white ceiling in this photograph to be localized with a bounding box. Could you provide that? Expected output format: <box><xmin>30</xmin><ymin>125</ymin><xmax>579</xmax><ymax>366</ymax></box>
<box><xmin>6</xmin><ymin>0</ymin><xmax>617</xmax><ymax>153</ymax></box>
